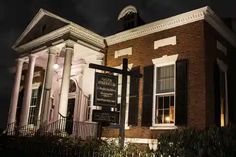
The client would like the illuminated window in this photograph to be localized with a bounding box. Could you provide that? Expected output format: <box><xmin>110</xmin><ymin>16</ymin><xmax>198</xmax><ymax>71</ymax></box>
<box><xmin>220</xmin><ymin>70</ymin><xmax>227</xmax><ymax>127</ymax></box>
<box><xmin>154</xmin><ymin>64</ymin><xmax>175</xmax><ymax>125</ymax></box>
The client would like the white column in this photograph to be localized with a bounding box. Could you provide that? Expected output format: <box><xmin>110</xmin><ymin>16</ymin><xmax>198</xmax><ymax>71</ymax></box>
<box><xmin>37</xmin><ymin>70</ymin><xmax>46</xmax><ymax>127</ymax></box>
<box><xmin>7</xmin><ymin>58</ymin><xmax>24</xmax><ymax>126</ymax></box>
<box><xmin>40</xmin><ymin>48</ymin><xmax>57</xmax><ymax>125</ymax></box>
<box><xmin>19</xmin><ymin>54</ymin><xmax>37</xmax><ymax>127</ymax></box>
<box><xmin>74</xmin><ymin>64</ymin><xmax>85</xmax><ymax>121</ymax></box>
<box><xmin>58</xmin><ymin>44</ymin><xmax>74</xmax><ymax>118</ymax></box>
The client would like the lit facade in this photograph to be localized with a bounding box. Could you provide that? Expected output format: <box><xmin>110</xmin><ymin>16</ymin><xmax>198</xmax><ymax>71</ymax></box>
<box><xmin>6</xmin><ymin>6</ymin><xmax>236</xmax><ymax>144</ymax></box>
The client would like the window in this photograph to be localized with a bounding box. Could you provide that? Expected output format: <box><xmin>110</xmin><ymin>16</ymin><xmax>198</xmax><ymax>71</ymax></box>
<box><xmin>152</xmin><ymin>55</ymin><xmax>178</xmax><ymax>127</ymax></box>
<box><xmin>111</xmin><ymin>73</ymin><xmax>130</xmax><ymax>126</ymax></box>
<box><xmin>154</xmin><ymin>65</ymin><xmax>175</xmax><ymax>125</ymax></box>
<box><xmin>85</xmin><ymin>95</ymin><xmax>91</xmax><ymax>121</ymax></box>
<box><xmin>69</xmin><ymin>79</ymin><xmax>77</xmax><ymax>93</ymax></box>
<box><xmin>28</xmin><ymin>89</ymin><xmax>39</xmax><ymax>125</ymax></box>
<box><xmin>111</xmin><ymin>64</ymin><xmax>133</xmax><ymax>127</ymax></box>
<box><xmin>117</xmin><ymin>73</ymin><xmax>130</xmax><ymax>127</ymax></box>
<box><xmin>220</xmin><ymin>70</ymin><xmax>226</xmax><ymax>126</ymax></box>
<box><xmin>214</xmin><ymin>59</ymin><xmax>229</xmax><ymax>127</ymax></box>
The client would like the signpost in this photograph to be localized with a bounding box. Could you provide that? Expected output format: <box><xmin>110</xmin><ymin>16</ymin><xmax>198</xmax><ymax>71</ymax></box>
<box><xmin>94</xmin><ymin>72</ymin><xmax>118</xmax><ymax>107</ymax></box>
<box><xmin>89</xmin><ymin>58</ymin><xmax>142</xmax><ymax>149</ymax></box>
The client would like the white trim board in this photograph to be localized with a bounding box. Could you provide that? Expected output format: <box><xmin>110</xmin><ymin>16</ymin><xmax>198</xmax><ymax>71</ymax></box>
<box><xmin>102</xmin><ymin>137</ymin><xmax>157</xmax><ymax>144</ymax></box>
<box><xmin>114</xmin><ymin>47</ymin><xmax>132</xmax><ymax>58</ymax></box>
<box><xmin>154</xmin><ymin>36</ymin><xmax>176</xmax><ymax>49</ymax></box>
<box><xmin>152</xmin><ymin>54</ymin><xmax>178</xmax><ymax>67</ymax></box>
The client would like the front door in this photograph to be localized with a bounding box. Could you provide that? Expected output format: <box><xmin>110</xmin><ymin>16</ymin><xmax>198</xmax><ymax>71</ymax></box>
<box><xmin>65</xmin><ymin>98</ymin><xmax>75</xmax><ymax>134</ymax></box>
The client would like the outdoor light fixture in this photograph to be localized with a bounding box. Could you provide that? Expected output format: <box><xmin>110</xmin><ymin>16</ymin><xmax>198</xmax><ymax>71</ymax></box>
<box><xmin>53</xmin><ymin>54</ymin><xmax>59</xmax><ymax>70</ymax></box>
<box><xmin>53</xmin><ymin>63</ymin><xmax>59</xmax><ymax>70</ymax></box>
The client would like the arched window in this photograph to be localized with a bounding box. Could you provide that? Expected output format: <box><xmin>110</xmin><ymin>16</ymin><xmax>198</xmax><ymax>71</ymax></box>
<box><xmin>69</xmin><ymin>79</ymin><xmax>77</xmax><ymax>93</ymax></box>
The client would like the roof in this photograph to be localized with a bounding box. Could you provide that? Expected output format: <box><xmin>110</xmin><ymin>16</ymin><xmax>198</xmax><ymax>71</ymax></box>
<box><xmin>12</xmin><ymin>8</ymin><xmax>105</xmax><ymax>52</ymax></box>
<box><xmin>12</xmin><ymin>6</ymin><xmax>236</xmax><ymax>53</ymax></box>
<box><xmin>106</xmin><ymin>6</ymin><xmax>236</xmax><ymax>47</ymax></box>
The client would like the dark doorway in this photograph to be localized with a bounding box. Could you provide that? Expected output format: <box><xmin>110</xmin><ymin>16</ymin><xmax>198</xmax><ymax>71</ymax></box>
<box><xmin>65</xmin><ymin>98</ymin><xmax>75</xmax><ymax>134</ymax></box>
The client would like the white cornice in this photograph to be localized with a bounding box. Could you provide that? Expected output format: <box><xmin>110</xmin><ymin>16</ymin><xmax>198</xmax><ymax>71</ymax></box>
<box><xmin>13</xmin><ymin>9</ymin><xmax>46</xmax><ymax>49</ymax></box>
<box><xmin>106</xmin><ymin>7</ymin><xmax>205</xmax><ymax>45</ymax></box>
<box><xmin>106</xmin><ymin>6</ymin><xmax>236</xmax><ymax>48</ymax></box>
<box><xmin>12</xmin><ymin>8</ymin><xmax>105</xmax><ymax>52</ymax></box>
<box><xmin>14</xmin><ymin>25</ymin><xmax>70</xmax><ymax>52</ymax></box>
<box><xmin>204</xmin><ymin>8</ymin><xmax>236</xmax><ymax>47</ymax></box>
<box><xmin>14</xmin><ymin>25</ymin><xmax>105</xmax><ymax>53</ymax></box>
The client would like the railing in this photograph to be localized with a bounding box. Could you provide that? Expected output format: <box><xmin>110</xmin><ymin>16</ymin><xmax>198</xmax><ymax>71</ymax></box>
<box><xmin>5</xmin><ymin>86</ymin><xmax>96</xmax><ymax>138</ymax></box>
<box><xmin>73</xmin><ymin>121</ymin><xmax>97</xmax><ymax>139</ymax></box>
<box><xmin>40</xmin><ymin>118</ymin><xmax>67</xmax><ymax>136</ymax></box>
<box><xmin>6</xmin><ymin>121</ymin><xmax>40</xmax><ymax>136</ymax></box>
<box><xmin>6</xmin><ymin>122</ymin><xmax>16</xmax><ymax>136</ymax></box>
<box><xmin>40</xmin><ymin>118</ymin><xmax>97</xmax><ymax>139</ymax></box>
<box><xmin>18</xmin><ymin>124</ymin><xmax>38</xmax><ymax>137</ymax></box>
<box><xmin>77</xmin><ymin>86</ymin><xmax>91</xmax><ymax>121</ymax></box>
<box><xmin>5</xmin><ymin>119</ymin><xmax>97</xmax><ymax>139</ymax></box>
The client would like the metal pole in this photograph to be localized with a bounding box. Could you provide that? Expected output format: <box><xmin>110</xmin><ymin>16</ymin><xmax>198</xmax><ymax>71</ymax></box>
<box><xmin>119</xmin><ymin>58</ymin><xmax>128</xmax><ymax>149</ymax></box>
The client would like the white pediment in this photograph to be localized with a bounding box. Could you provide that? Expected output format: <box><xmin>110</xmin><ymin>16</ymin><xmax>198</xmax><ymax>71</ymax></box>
<box><xmin>13</xmin><ymin>9</ymin><xmax>71</xmax><ymax>49</ymax></box>
<box><xmin>12</xmin><ymin>9</ymin><xmax>105</xmax><ymax>52</ymax></box>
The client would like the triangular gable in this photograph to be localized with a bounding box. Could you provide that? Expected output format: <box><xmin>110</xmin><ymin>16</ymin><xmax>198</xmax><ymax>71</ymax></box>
<box><xmin>13</xmin><ymin>9</ymin><xmax>72</xmax><ymax>48</ymax></box>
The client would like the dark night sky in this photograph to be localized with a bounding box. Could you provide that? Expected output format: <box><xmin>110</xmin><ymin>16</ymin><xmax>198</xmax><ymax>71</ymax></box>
<box><xmin>0</xmin><ymin>0</ymin><xmax>235</xmax><ymax>128</ymax></box>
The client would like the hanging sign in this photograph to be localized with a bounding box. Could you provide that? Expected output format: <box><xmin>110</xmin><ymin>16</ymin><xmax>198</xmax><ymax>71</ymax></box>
<box><xmin>94</xmin><ymin>72</ymin><xmax>118</xmax><ymax>107</ymax></box>
<box><xmin>92</xmin><ymin>110</ymin><xmax>119</xmax><ymax>124</ymax></box>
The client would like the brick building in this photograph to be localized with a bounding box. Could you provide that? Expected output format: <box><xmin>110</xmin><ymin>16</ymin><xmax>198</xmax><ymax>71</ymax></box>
<box><xmin>6</xmin><ymin>6</ymin><xmax>236</xmax><ymax>145</ymax></box>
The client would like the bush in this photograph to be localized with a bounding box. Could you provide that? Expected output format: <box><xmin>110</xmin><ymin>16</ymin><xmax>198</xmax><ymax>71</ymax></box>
<box><xmin>0</xmin><ymin>135</ymin><xmax>103</xmax><ymax>156</ymax></box>
<box><xmin>1</xmin><ymin>127</ymin><xmax>236</xmax><ymax>156</ymax></box>
<box><xmin>156</xmin><ymin>126</ymin><xmax>236</xmax><ymax>157</ymax></box>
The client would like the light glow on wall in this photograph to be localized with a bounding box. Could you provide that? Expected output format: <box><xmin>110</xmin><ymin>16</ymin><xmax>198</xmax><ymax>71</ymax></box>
<box><xmin>53</xmin><ymin>63</ymin><xmax>59</xmax><ymax>70</ymax></box>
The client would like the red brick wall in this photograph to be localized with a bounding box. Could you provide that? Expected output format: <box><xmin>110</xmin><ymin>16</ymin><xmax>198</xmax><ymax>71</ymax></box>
<box><xmin>103</xmin><ymin>20</ymin><xmax>207</xmax><ymax>139</ymax></box>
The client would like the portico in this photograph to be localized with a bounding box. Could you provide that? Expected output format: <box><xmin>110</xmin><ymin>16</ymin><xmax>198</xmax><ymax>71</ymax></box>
<box><xmin>7</xmin><ymin>9</ymin><xmax>105</xmax><ymax>138</ymax></box>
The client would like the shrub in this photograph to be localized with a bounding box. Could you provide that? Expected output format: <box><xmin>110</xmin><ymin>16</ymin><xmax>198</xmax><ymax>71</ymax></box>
<box><xmin>156</xmin><ymin>126</ymin><xmax>236</xmax><ymax>157</ymax></box>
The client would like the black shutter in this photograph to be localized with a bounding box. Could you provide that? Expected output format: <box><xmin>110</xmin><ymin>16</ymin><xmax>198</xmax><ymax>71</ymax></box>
<box><xmin>214</xmin><ymin>63</ymin><xmax>221</xmax><ymax>126</ymax></box>
<box><xmin>128</xmin><ymin>67</ymin><xmax>140</xmax><ymax>126</ymax></box>
<box><xmin>175</xmin><ymin>59</ymin><xmax>188</xmax><ymax>126</ymax></box>
<box><xmin>141</xmin><ymin>65</ymin><xmax>154</xmax><ymax>126</ymax></box>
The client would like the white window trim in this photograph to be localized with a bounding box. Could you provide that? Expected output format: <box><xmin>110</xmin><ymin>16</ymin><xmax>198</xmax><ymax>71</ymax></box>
<box><xmin>151</xmin><ymin>54</ymin><xmax>178</xmax><ymax>129</ymax></box>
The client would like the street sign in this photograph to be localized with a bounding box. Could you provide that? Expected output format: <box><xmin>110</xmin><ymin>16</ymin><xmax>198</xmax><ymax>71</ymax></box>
<box><xmin>89</xmin><ymin>58</ymin><xmax>142</xmax><ymax>149</ymax></box>
<box><xmin>92</xmin><ymin>110</ymin><xmax>119</xmax><ymax>124</ymax></box>
<box><xmin>94</xmin><ymin>72</ymin><xmax>118</xmax><ymax>107</ymax></box>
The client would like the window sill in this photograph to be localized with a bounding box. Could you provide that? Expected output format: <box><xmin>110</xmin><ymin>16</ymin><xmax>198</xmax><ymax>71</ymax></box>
<box><xmin>150</xmin><ymin>125</ymin><xmax>177</xmax><ymax>130</ymax></box>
